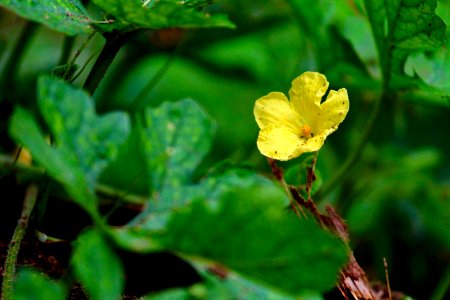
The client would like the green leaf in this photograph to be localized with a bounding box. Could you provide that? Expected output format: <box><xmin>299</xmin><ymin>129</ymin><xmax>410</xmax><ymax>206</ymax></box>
<box><xmin>160</xmin><ymin>186</ymin><xmax>348</xmax><ymax>294</ymax></box>
<box><xmin>404</xmin><ymin>42</ymin><xmax>450</xmax><ymax>94</ymax></box>
<box><xmin>71</xmin><ymin>229</ymin><xmax>125</xmax><ymax>300</ymax></box>
<box><xmin>105</xmin><ymin>99</ymin><xmax>217</xmax><ymax>251</ymax></box>
<box><xmin>0</xmin><ymin>0</ymin><xmax>92</xmax><ymax>35</ymax></box>
<box><xmin>134</xmin><ymin>167</ymin><xmax>276</xmax><ymax>230</ymax></box>
<box><xmin>9</xmin><ymin>107</ymin><xmax>96</xmax><ymax>213</ymax></box>
<box><xmin>13</xmin><ymin>268</ymin><xmax>66</xmax><ymax>300</ymax></box>
<box><xmin>99</xmin><ymin>121</ymin><xmax>149</xmax><ymax>196</ymax></box>
<box><xmin>9</xmin><ymin>76</ymin><xmax>130</xmax><ymax>214</ymax></box>
<box><xmin>141</xmin><ymin>99</ymin><xmax>214</xmax><ymax>211</ymax></box>
<box><xmin>364</xmin><ymin>0</ymin><xmax>446</xmax><ymax>86</ymax></box>
<box><xmin>109</xmin><ymin>169</ymin><xmax>277</xmax><ymax>252</ymax></box>
<box><xmin>91</xmin><ymin>0</ymin><xmax>235</xmax><ymax>30</ymax></box>
<box><xmin>38</xmin><ymin>76</ymin><xmax>130</xmax><ymax>186</ymax></box>
<box><xmin>192</xmin><ymin>264</ymin><xmax>306</xmax><ymax>300</ymax></box>
<box><xmin>146</xmin><ymin>263</ymin><xmax>302</xmax><ymax>299</ymax></box>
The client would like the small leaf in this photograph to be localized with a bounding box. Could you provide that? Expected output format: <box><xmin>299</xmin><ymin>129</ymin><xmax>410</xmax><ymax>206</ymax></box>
<box><xmin>38</xmin><ymin>76</ymin><xmax>130</xmax><ymax>186</ymax></box>
<box><xmin>91</xmin><ymin>0</ymin><xmax>235</xmax><ymax>30</ymax></box>
<box><xmin>9</xmin><ymin>76</ymin><xmax>130</xmax><ymax>214</ymax></box>
<box><xmin>9</xmin><ymin>107</ymin><xmax>96</xmax><ymax>213</ymax></box>
<box><xmin>160</xmin><ymin>185</ymin><xmax>348</xmax><ymax>294</ymax></box>
<box><xmin>0</xmin><ymin>0</ymin><xmax>92</xmax><ymax>35</ymax></box>
<box><xmin>404</xmin><ymin>44</ymin><xmax>450</xmax><ymax>94</ymax></box>
<box><xmin>134</xmin><ymin>168</ymin><xmax>275</xmax><ymax>231</ymax></box>
<box><xmin>71</xmin><ymin>229</ymin><xmax>125</xmax><ymax>300</ymax></box>
<box><xmin>13</xmin><ymin>268</ymin><xmax>66</xmax><ymax>300</ymax></box>
<box><xmin>141</xmin><ymin>99</ymin><xmax>214</xmax><ymax>211</ymax></box>
<box><xmin>364</xmin><ymin>0</ymin><xmax>446</xmax><ymax>87</ymax></box>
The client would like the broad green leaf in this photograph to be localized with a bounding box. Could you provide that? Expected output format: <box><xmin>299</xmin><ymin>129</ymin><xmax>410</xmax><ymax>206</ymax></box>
<box><xmin>13</xmin><ymin>268</ymin><xmax>66</xmax><ymax>300</ymax></box>
<box><xmin>38</xmin><ymin>76</ymin><xmax>130</xmax><ymax>186</ymax></box>
<box><xmin>159</xmin><ymin>186</ymin><xmax>348</xmax><ymax>294</ymax></box>
<box><xmin>9</xmin><ymin>107</ymin><xmax>96</xmax><ymax>213</ymax></box>
<box><xmin>71</xmin><ymin>229</ymin><xmax>125</xmax><ymax>300</ymax></box>
<box><xmin>91</xmin><ymin>0</ymin><xmax>235</xmax><ymax>30</ymax></box>
<box><xmin>105</xmin><ymin>99</ymin><xmax>214</xmax><ymax>251</ymax></box>
<box><xmin>0</xmin><ymin>0</ymin><xmax>92</xmax><ymax>35</ymax></box>
<box><xmin>9</xmin><ymin>76</ymin><xmax>130</xmax><ymax>214</ymax></box>
<box><xmin>99</xmin><ymin>121</ymin><xmax>149</xmax><ymax>196</ymax></box>
<box><xmin>141</xmin><ymin>99</ymin><xmax>214</xmax><ymax>211</ymax></box>
<box><xmin>364</xmin><ymin>0</ymin><xmax>446</xmax><ymax>87</ymax></box>
<box><xmin>110</xmin><ymin>169</ymin><xmax>279</xmax><ymax>252</ymax></box>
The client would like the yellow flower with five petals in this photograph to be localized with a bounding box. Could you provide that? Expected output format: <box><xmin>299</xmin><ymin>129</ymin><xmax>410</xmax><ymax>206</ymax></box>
<box><xmin>254</xmin><ymin>71</ymin><xmax>349</xmax><ymax>161</ymax></box>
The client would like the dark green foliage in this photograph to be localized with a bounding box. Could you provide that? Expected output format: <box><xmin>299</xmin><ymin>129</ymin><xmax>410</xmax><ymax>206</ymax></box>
<box><xmin>0</xmin><ymin>0</ymin><xmax>448</xmax><ymax>299</ymax></box>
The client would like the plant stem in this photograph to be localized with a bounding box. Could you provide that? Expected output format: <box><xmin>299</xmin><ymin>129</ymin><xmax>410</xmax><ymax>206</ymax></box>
<box><xmin>1</xmin><ymin>184</ymin><xmax>39</xmax><ymax>300</ymax></box>
<box><xmin>266</xmin><ymin>158</ymin><xmax>306</xmax><ymax>217</ymax></box>
<box><xmin>63</xmin><ymin>31</ymin><xmax>96</xmax><ymax>81</ymax></box>
<box><xmin>305</xmin><ymin>151</ymin><xmax>318</xmax><ymax>200</ymax></box>
<box><xmin>58</xmin><ymin>35</ymin><xmax>76</xmax><ymax>66</ymax></box>
<box><xmin>83</xmin><ymin>30</ymin><xmax>140</xmax><ymax>96</ymax></box>
<box><xmin>0</xmin><ymin>21</ymin><xmax>37</xmax><ymax>99</ymax></box>
<box><xmin>266</xmin><ymin>160</ymin><xmax>376</xmax><ymax>299</ymax></box>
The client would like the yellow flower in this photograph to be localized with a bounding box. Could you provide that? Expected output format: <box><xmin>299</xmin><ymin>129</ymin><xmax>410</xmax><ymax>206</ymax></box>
<box><xmin>254</xmin><ymin>71</ymin><xmax>349</xmax><ymax>161</ymax></box>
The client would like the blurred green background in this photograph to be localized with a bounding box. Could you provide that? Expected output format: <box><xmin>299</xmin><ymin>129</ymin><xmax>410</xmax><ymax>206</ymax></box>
<box><xmin>0</xmin><ymin>0</ymin><xmax>448</xmax><ymax>299</ymax></box>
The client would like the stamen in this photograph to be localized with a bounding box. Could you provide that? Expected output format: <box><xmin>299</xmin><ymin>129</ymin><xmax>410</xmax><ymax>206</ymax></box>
<box><xmin>301</xmin><ymin>124</ymin><xmax>312</xmax><ymax>138</ymax></box>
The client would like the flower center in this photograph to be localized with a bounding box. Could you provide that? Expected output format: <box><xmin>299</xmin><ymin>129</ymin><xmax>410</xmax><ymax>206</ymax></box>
<box><xmin>300</xmin><ymin>124</ymin><xmax>312</xmax><ymax>138</ymax></box>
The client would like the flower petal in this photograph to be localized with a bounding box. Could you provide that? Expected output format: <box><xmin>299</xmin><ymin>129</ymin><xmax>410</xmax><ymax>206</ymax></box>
<box><xmin>254</xmin><ymin>92</ymin><xmax>301</xmax><ymax>131</ymax></box>
<box><xmin>289</xmin><ymin>72</ymin><xmax>329</xmax><ymax>118</ymax></box>
<box><xmin>298</xmin><ymin>134</ymin><xmax>327</xmax><ymax>153</ymax></box>
<box><xmin>316</xmin><ymin>88</ymin><xmax>349</xmax><ymax>134</ymax></box>
<box><xmin>257</xmin><ymin>125</ymin><xmax>304</xmax><ymax>161</ymax></box>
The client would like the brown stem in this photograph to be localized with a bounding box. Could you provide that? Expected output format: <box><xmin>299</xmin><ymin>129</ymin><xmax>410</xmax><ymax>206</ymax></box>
<box><xmin>266</xmin><ymin>158</ymin><xmax>377</xmax><ymax>299</ymax></box>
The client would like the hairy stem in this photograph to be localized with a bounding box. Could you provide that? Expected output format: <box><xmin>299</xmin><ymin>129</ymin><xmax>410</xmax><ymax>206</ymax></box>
<box><xmin>267</xmin><ymin>158</ymin><xmax>306</xmax><ymax>217</ymax></box>
<box><xmin>1</xmin><ymin>184</ymin><xmax>39</xmax><ymax>300</ymax></box>
<box><xmin>267</xmin><ymin>159</ymin><xmax>376</xmax><ymax>299</ymax></box>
